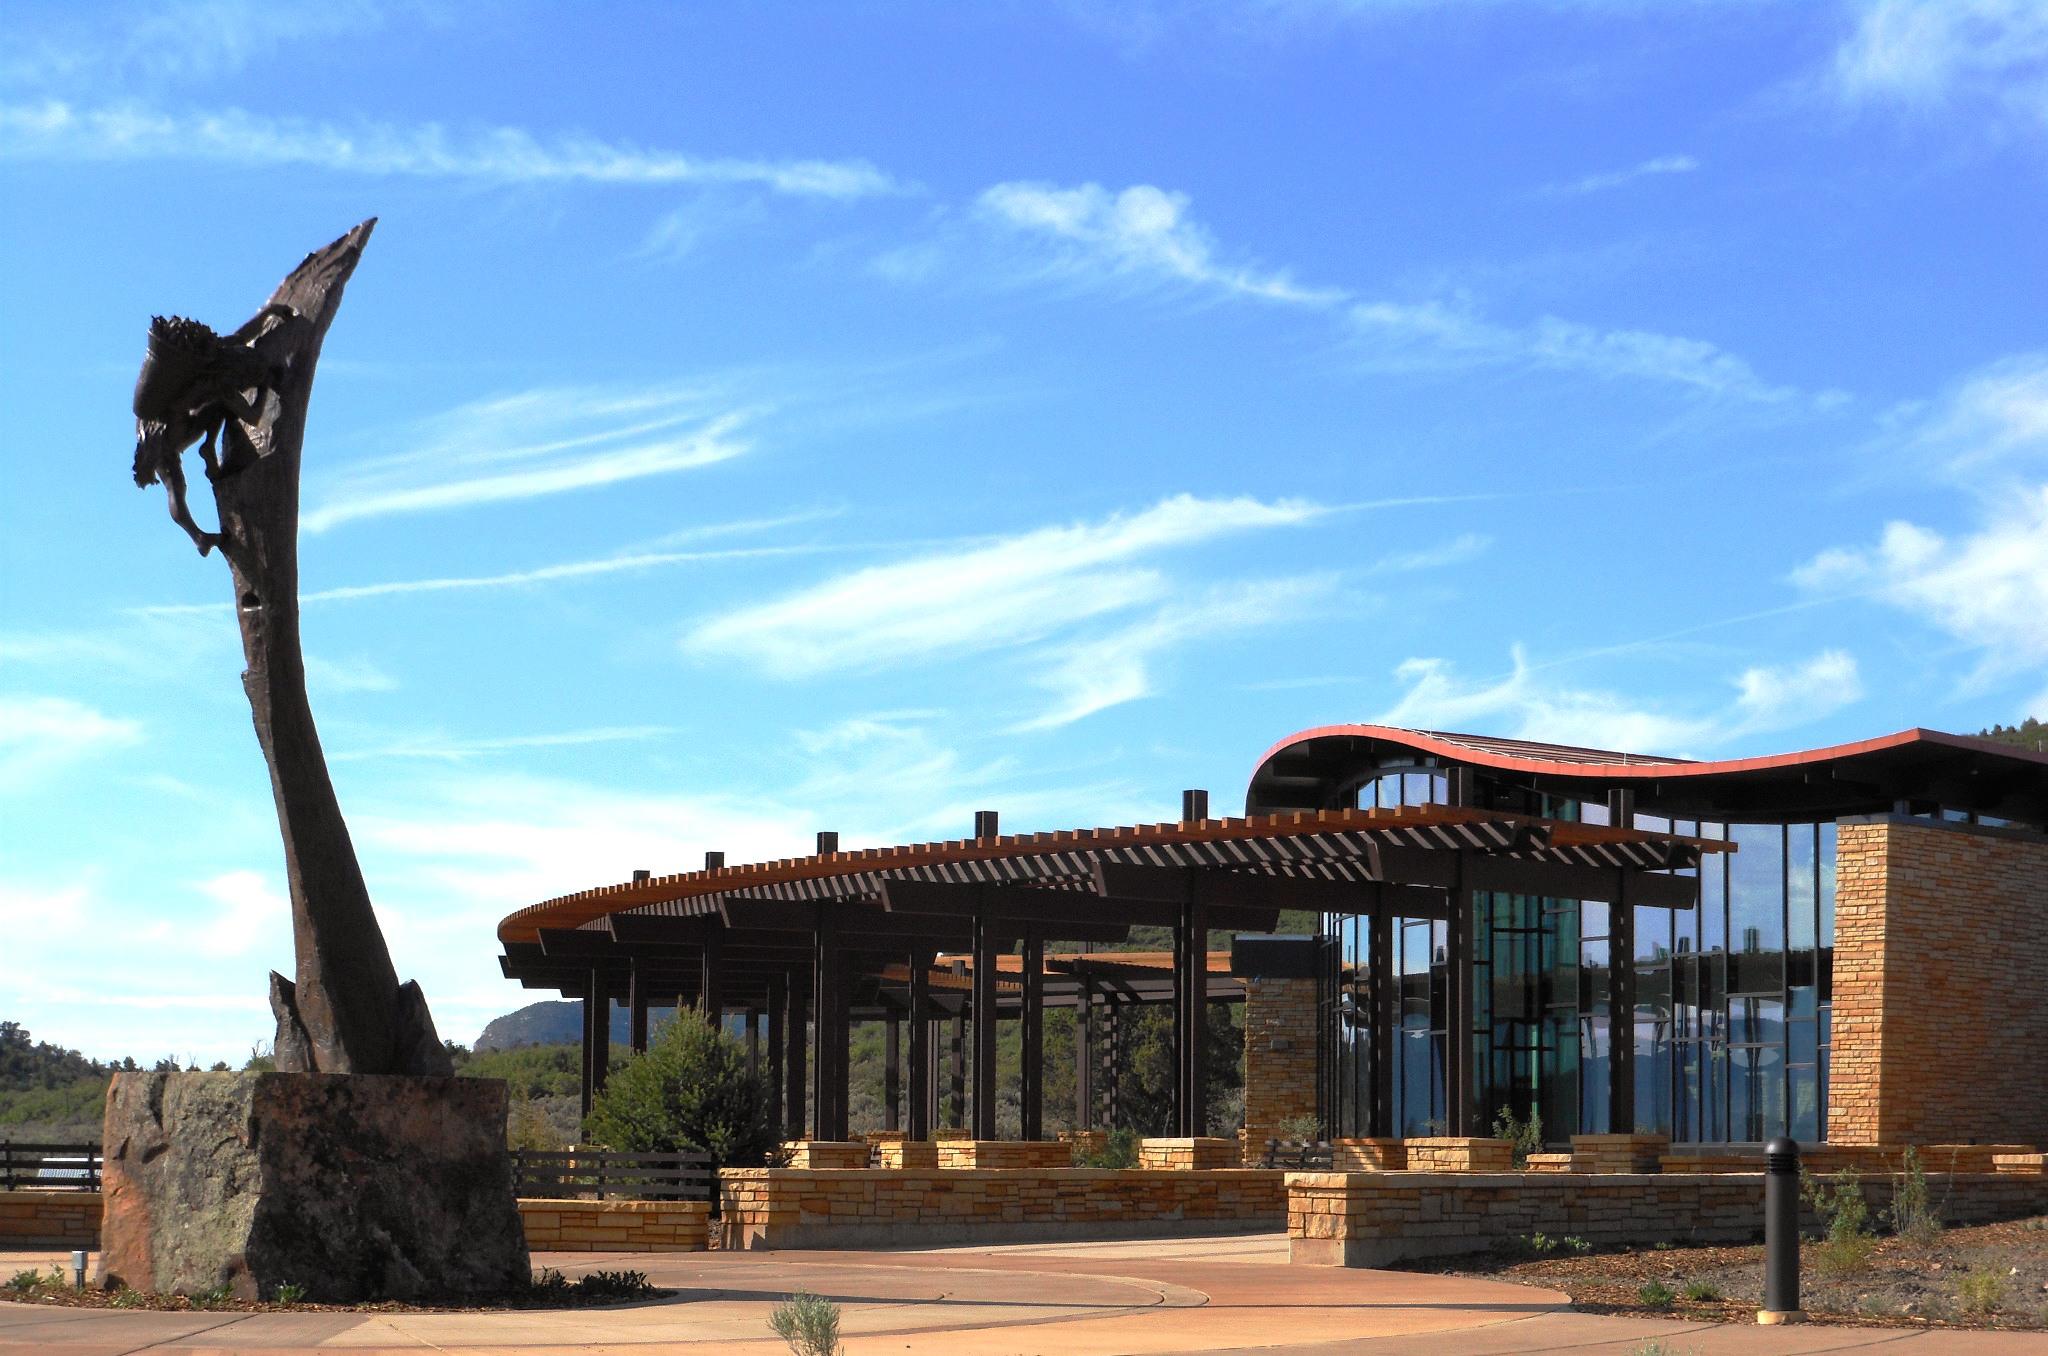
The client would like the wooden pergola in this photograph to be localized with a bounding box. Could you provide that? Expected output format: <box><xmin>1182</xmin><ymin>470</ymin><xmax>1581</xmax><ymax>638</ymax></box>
<box><xmin>496</xmin><ymin>794</ymin><xmax>1723</xmax><ymax>1143</ymax></box>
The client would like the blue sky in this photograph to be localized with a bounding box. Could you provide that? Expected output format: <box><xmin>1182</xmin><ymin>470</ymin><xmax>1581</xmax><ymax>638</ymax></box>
<box><xmin>3</xmin><ymin>0</ymin><xmax>2045</xmax><ymax>1063</ymax></box>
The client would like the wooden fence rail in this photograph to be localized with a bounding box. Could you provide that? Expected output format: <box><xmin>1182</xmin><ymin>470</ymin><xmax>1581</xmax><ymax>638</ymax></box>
<box><xmin>0</xmin><ymin>1142</ymin><xmax>102</xmax><ymax>1191</ymax></box>
<box><xmin>510</xmin><ymin>1147</ymin><xmax>712</xmax><ymax>1202</ymax></box>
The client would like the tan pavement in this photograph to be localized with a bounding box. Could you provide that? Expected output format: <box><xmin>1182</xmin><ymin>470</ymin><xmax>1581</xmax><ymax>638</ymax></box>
<box><xmin>3</xmin><ymin>1234</ymin><xmax>2046</xmax><ymax>1354</ymax></box>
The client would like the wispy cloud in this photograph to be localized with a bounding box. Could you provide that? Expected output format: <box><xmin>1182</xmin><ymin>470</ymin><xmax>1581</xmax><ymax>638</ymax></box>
<box><xmin>1541</xmin><ymin>153</ymin><xmax>1699</xmax><ymax>197</ymax></box>
<box><xmin>1348</xmin><ymin>297</ymin><xmax>1823</xmax><ymax>403</ymax></box>
<box><xmin>1377</xmin><ymin>646</ymin><xmax>1864</xmax><ymax>755</ymax></box>
<box><xmin>974</xmin><ymin>181</ymin><xmax>1346</xmax><ymax>305</ymax></box>
<box><xmin>0</xmin><ymin>695</ymin><xmax>143</xmax><ymax>792</ymax></box>
<box><xmin>684</xmin><ymin>494</ymin><xmax>1326</xmax><ymax>677</ymax></box>
<box><xmin>305</xmin><ymin>655</ymin><xmax>398</xmax><ymax>695</ymax></box>
<box><xmin>1018</xmin><ymin>574</ymin><xmax>1339</xmax><ymax>730</ymax></box>
<box><xmin>334</xmin><ymin>725</ymin><xmax>680</xmax><ymax>763</ymax></box>
<box><xmin>1367</xmin><ymin>532</ymin><xmax>1492</xmax><ymax>575</ymax></box>
<box><xmin>1830</xmin><ymin>0</ymin><xmax>2048</xmax><ymax>130</ymax></box>
<box><xmin>1</xmin><ymin>0</ymin><xmax>401</xmax><ymax>87</ymax></box>
<box><xmin>0</xmin><ymin>101</ymin><xmax>903</xmax><ymax>198</ymax></box>
<box><xmin>134</xmin><ymin>542</ymin><xmax>827</xmax><ymax>614</ymax></box>
<box><xmin>304</xmin><ymin>386</ymin><xmax>757</xmax><ymax>532</ymax></box>
<box><xmin>1795</xmin><ymin>352</ymin><xmax>2048</xmax><ymax>712</ymax></box>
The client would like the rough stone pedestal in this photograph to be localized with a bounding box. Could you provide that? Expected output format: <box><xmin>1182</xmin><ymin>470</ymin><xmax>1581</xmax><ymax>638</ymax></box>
<box><xmin>99</xmin><ymin>1071</ymin><xmax>529</xmax><ymax>1302</ymax></box>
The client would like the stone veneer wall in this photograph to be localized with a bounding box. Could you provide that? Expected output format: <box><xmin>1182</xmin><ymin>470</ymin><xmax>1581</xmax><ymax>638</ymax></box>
<box><xmin>516</xmin><ymin>1198</ymin><xmax>708</xmax><ymax>1252</ymax></box>
<box><xmin>1290</xmin><ymin>1169</ymin><xmax>2048</xmax><ymax>1268</ymax></box>
<box><xmin>719</xmin><ymin>1167</ymin><xmax>1286</xmax><ymax>1249</ymax></box>
<box><xmin>1401</xmin><ymin>1137</ymin><xmax>1512</xmax><ymax>1172</ymax></box>
<box><xmin>1831</xmin><ymin>817</ymin><xmax>2048</xmax><ymax>1147</ymax></box>
<box><xmin>936</xmin><ymin>1140</ymin><xmax>1073</xmax><ymax>1170</ymax></box>
<box><xmin>1138</xmin><ymin>1137</ymin><xmax>1240</xmax><ymax>1170</ymax></box>
<box><xmin>0</xmin><ymin>1192</ymin><xmax>708</xmax><ymax>1254</ymax></box>
<box><xmin>0</xmin><ymin>1191</ymin><xmax>99</xmax><ymax>1247</ymax></box>
<box><xmin>1241</xmin><ymin>976</ymin><xmax>1320</xmax><ymax>1163</ymax></box>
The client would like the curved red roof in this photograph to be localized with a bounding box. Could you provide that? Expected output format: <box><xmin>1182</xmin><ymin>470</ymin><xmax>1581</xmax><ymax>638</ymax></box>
<box><xmin>1246</xmin><ymin>725</ymin><xmax>2048</xmax><ymax>825</ymax></box>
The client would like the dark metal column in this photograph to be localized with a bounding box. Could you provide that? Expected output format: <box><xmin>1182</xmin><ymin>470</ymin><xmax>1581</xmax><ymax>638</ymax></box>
<box><xmin>971</xmin><ymin>910</ymin><xmax>998</xmax><ymax>1139</ymax></box>
<box><xmin>1369</xmin><ymin>895</ymin><xmax>1395</xmax><ymax>1138</ymax></box>
<box><xmin>579</xmin><ymin>971</ymin><xmax>598</xmax><ymax>1119</ymax></box>
<box><xmin>884</xmin><ymin>1010</ymin><xmax>902</xmax><ymax>1132</ymax></box>
<box><xmin>812</xmin><ymin>912</ymin><xmax>845</xmax><ymax>1140</ymax></box>
<box><xmin>784</xmin><ymin>974</ymin><xmax>808</xmax><ymax>1140</ymax></box>
<box><xmin>947</xmin><ymin>961</ymin><xmax>967</xmax><ymax>1128</ymax></box>
<box><xmin>628</xmin><ymin>958</ymin><xmax>649</xmax><ymax>1055</ymax></box>
<box><xmin>908</xmin><ymin>950</ymin><xmax>932</xmax><ymax>1140</ymax></box>
<box><xmin>587</xmin><ymin>967</ymin><xmax>612</xmax><ymax>1106</ymax></box>
<box><xmin>1609</xmin><ymin>867</ymin><xmax>1636</xmax><ymax>1134</ymax></box>
<box><xmin>1073</xmin><ymin>975</ymin><xmax>1094</xmax><ymax>1131</ymax></box>
<box><xmin>1446</xmin><ymin>856</ymin><xmax>1475</xmax><ymax>1136</ymax></box>
<box><xmin>1171</xmin><ymin>904</ymin><xmax>1188</xmax><ymax>1134</ymax></box>
<box><xmin>766</xmin><ymin>975</ymin><xmax>786</xmax><ymax>1138</ymax></box>
<box><xmin>1021</xmin><ymin>928</ymin><xmax>1044</xmax><ymax>1140</ymax></box>
<box><xmin>1184</xmin><ymin>894</ymin><xmax>1209</xmax><ymax>1137</ymax></box>
<box><xmin>745</xmin><ymin>1007</ymin><xmax>760</xmax><ymax>1081</ymax></box>
<box><xmin>699</xmin><ymin>928</ymin><xmax>724</xmax><ymax>1018</ymax></box>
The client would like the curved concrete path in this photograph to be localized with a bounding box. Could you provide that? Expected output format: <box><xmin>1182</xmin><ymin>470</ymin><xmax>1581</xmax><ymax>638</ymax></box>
<box><xmin>4</xmin><ymin>1236</ymin><xmax>2046</xmax><ymax>1354</ymax></box>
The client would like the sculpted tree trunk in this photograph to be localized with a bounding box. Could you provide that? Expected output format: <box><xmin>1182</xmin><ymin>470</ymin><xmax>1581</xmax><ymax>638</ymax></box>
<box><xmin>132</xmin><ymin>220</ymin><xmax>449</xmax><ymax>1076</ymax></box>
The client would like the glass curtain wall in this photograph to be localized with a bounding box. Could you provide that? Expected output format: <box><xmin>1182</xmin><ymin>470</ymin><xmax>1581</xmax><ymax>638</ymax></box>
<box><xmin>1330</xmin><ymin>768</ymin><xmax>1836</xmax><ymax>1144</ymax></box>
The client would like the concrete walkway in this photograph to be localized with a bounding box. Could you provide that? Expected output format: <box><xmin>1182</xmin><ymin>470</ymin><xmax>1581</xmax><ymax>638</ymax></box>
<box><xmin>3</xmin><ymin>1236</ymin><xmax>2045</xmax><ymax>1353</ymax></box>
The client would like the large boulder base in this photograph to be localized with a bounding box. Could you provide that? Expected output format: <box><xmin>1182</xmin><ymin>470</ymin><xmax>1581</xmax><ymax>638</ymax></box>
<box><xmin>99</xmin><ymin>1070</ymin><xmax>529</xmax><ymax>1302</ymax></box>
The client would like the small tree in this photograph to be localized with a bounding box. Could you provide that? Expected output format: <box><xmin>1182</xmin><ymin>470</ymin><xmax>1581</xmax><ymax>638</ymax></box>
<box><xmin>583</xmin><ymin>1007</ymin><xmax>775</xmax><ymax>1170</ymax></box>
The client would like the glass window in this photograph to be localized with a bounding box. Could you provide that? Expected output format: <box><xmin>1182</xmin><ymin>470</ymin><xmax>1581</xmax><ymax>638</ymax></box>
<box><xmin>1788</xmin><ymin>824</ymin><xmax>1818</xmax><ymax>951</ymax></box>
<box><xmin>1729</xmin><ymin>823</ymin><xmax>1786</xmax><ymax>955</ymax></box>
<box><xmin>1818</xmin><ymin>822</ymin><xmax>1837</xmax><ymax>948</ymax></box>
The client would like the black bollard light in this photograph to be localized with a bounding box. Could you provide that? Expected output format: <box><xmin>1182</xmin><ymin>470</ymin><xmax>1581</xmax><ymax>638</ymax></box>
<box><xmin>1759</xmin><ymin>1135</ymin><xmax>1804</xmax><ymax>1325</ymax></box>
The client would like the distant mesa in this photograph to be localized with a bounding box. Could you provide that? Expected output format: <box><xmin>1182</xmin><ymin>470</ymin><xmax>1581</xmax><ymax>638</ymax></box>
<box><xmin>474</xmin><ymin>1000</ymin><xmax>626</xmax><ymax>1052</ymax></box>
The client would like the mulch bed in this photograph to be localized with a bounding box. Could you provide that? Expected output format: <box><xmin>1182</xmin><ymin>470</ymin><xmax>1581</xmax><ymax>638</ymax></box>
<box><xmin>1398</xmin><ymin>1216</ymin><xmax>2048</xmax><ymax>1331</ymax></box>
<box><xmin>0</xmin><ymin>1267</ymin><xmax>671</xmax><ymax>1313</ymax></box>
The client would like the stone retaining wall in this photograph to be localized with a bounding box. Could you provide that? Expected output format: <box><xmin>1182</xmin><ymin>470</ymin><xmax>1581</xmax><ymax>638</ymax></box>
<box><xmin>1402</xmin><ymin>1137</ymin><xmax>1512</xmax><ymax>1172</ymax></box>
<box><xmin>936</xmin><ymin>1140</ymin><xmax>1072</xmax><ymax>1170</ymax></box>
<box><xmin>0</xmin><ymin>1191</ymin><xmax>99</xmax><ymax>1247</ymax></box>
<box><xmin>1138</xmin><ymin>1137</ymin><xmax>1239</xmax><ymax>1170</ymax></box>
<box><xmin>516</xmin><ymin>1198</ymin><xmax>708</xmax><ymax>1252</ymax></box>
<box><xmin>719</xmin><ymin>1167</ymin><xmax>1286</xmax><ymax>1249</ymax></box>
<box><xmin>1289</xmin><ymin>1170</ymin><xmax>2048</xmax><ymax>1268</ymax></box>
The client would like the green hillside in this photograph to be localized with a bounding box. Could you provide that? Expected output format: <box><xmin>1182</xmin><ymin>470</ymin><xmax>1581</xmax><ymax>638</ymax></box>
<box><xmin>1980</xmin><ymin>718</ymin><xmax>2047</xmax><ymax>753</ymax></box>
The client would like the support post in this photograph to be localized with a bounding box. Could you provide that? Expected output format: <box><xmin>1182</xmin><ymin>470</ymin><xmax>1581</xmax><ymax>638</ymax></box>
<box><xmin>628</xmin><ymin>959</ymin><xmax>649</xmax><ymax>1055</ymax></box>
<box><xmin>784</xmin><ymin>975</ymin><xmax>808</xmax><ymax>1140</ymax></box>
<box><xmin>588</xmin><ymin>968</ymin><xmax>612</xmax><ymax>1105</ymax></box>
<box><xmin>971</xmin><ymin>911</ymin><xmax>999</xmax><ymax>1140</ymax></box>
<box><xmin>1074</xmin><ymin>975</ymin><xmax>1095</xmax><ymax>1131</ymax></box>
<box><xmin>745</xmin><ymin>1007</ymin><xmax>760</xmax><ymax>1081</ymax></box>
<box><xmin>699</xmin><ymin>928</ymin><xmax>724</xmax><ymax>1018</ymax></box>
<box><xmin>1183</xmin><ymin>895</ymin><xmax>1209</xmax><ymax>1137</ymax></box>
<box><xmin>767</xmin><ymin>975</ymin><xmax>786</xmax><ymax>1138</ymax></box>
<box><xmin>1446</xmin><ymin>856</ymin><xmax>1474</xmax><ymax>1136</ymax></box>
<box><xmin>948</xmin><ymin>964</ymin><xmax>967</xmax><ymax>1128</ymax></box>
<box><xmin>908</xmin><ymin>951</ymin><xmax>932</xmax><ymax>1140</ymax></box>
<box><xmin>1610</xmin><ymin>868</ymin><xmax>1636</xmax><ymax>1134</ymax></box>
<box><xmin>1021</xmin><ymin>928</ymin><xmax>1044</xmax><ymax>1141</ymax></box>
<box><xmin>812</xmin><ymin>914</ymin><xmax>844</xmax><ymax>1141</ymax></box>
<box><xmin>1369</xmin><ymin>891</ymin><xmax>1395</xmax><ymax>1138</ymax></box>
<box><xmin>1171</xmin><ymin>905</ymin><xmax>1188</xmax><ymax>1134</ymax></box>
<box><xmin>579</xmin><ymin>971</ymin><xmax>598</xmax><ymax>1120</ymax></box>
<box><xmin>884</xmin><ymin>1010</ymin><xmax>902</xmax><ymax>1132</ymax></box>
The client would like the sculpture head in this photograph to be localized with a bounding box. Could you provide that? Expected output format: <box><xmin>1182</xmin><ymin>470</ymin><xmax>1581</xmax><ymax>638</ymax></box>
<box><xmin>132</xmin><ymin>415</ymin><xmax>201</xmax><ymax>487</ymax></box>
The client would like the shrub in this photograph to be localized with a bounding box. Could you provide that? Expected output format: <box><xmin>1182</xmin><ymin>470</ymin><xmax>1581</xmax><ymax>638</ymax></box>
<box><xmin>770</xmin><ymin>1290</ymin><xmax>842</xmax><ymax>1356</ymax></box>
<box><xmin>1802</xmin><ymin>1166</ymin><xmax>1874</xmax><ymax>1275</ymax></box>
<box><xmin>271</xmin><ymin>1281</ymin><xmax>307</xmax><ymax>1304</ymax></box>
<box><xmin>1885</xmin><ymin>1146</ymin><xmax>1942</xmax><ymax>1247</ymax></box>
<box><xmin>1637</xmin><ymin>1279</ymin><xmax>1675</xmax><ymax>1309</ymax></box>
<box><xmin>188</xmin><ymin>1281</ymin><xmax>233</xmax><ymax>1309</ymax></box>
<box><xmin>1523</xmin><ymin>1232</ymin><xmax>1558</xmax><ymax>1255</ymax></box>
<box><xmin>1491</xmin><ymin>1105</ymin><xmax>1544</xmax><ymax>1165</ymax></box>
<box><xmin>4</xmin><ymin>1269</ymin><xmax>38</xmax><ymax>1292</ymax></box>
<box><xmin>1680</xmin><ymin>1279</ymin><xmax>1721</xmax><ymax>1302</ymax></box>
<box><xmin>508</xmin><ymin>1088</ymin><xmax>563</xmax><ymax>1152</ymax></box>
<box><xmin>1562</xmin><ymin>1236</ymin><xmax>1592</xmax><ymax>1254</ymax></box>
<box><xmin>1076</xmin><ymin>1127</ymin><xmax>1139</xmax><ymax>1169</ymax></box>
<box><xmin>1277</xmin><ymin>1114</ymin><xmax>1322</xmax><ymax>1143</ymax></box>
<box><xmin>110</xmin><ymin>1288</ymin><xmax>143</xmax><ymax>1308</ymax></box>
<box><xmin>1957</xmin><ymin>1268</ymin><xmax>2007</xmax><ymax>1314</ymax></box>
<box><xmin>583</xmin><ymin>1007</ymin><xmax>774</xmax><ymax>1172</ymax></box>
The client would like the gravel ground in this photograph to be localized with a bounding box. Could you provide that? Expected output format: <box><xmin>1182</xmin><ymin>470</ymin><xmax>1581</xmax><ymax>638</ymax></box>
<box><xmin>1399</xmin><ymin>1215</ymin><xmax>2048</xmax><ymax>1332</ymax></box>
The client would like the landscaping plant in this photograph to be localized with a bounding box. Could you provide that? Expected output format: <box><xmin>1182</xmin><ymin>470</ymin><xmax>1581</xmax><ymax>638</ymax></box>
<box><xmin>1637</xmin><ymin>1279</ymin><xmax>1675</xmax><ymax>1309</ymax></box>
<box><xmin>1802</xmin><ymin>1166</ymin><xmax>1875</xmax><ymax>1275</ymax></box>
<box><xmin>583</xmin><ymin>1006</ymin><xmax>775</xmax><ymax>1172</ymax></box>
<box><xmin>770</xmin><ymin>1289</ymin><xmax>843</xmax><ymax>1356</ymax></box>
<box><xmin>1491</xmin><ymin>1105</ymin><xmax>1544</xmax><ymax>1165</ymax></box>
<box><xmin>1885</xmin><ymin>1145</ymin><xmax>1943</xmax><ymax>1247</ymax></box>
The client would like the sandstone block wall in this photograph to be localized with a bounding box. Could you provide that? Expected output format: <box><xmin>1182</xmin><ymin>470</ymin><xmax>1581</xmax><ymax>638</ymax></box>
<box><xmin>1831</xmin><ymin>817</ymin><xmax>2048</xmax><ymax>1147</ymax></box>
<box><xmin>1242</xmin><ymin>976</ymin><xmax>1320</xmax><ymax>1162</ymax></box>
<box><xmin>1138</xmin><ymin>1137</ymin><xmax>1239</xmax><ymax>1170</ymax></box>
<box><xmin>780</xmin><ymin>1140</ymin><xmax>869</xmax><ymax>1169</ymax></box>
<box><xmin>0</xmin><ymin>1191</ymin><xmax>99</xmax><ymax>1247</ymax></box>
<box><xmin>875</xmin><ymin>1140</ymin><xmax>938</xmax><ymax>1169</ymax></box>
<box><xmin>936</xmin><ymin>1140</ymin><xmax>1073</xmax><ymax>1170</ymax></box>
<box><xmin>1570</xmin><ymin>1134</ymin><xmax>1670</xmax><ymax>1174</ymax></box>
<box><xmin>719</xmin><ymin>1167</ymin><xmax>1286</xmax><ymax>1249</ymax></box>
<box><xmin>517</xmin><ymin>1198</ymin><xmax>708</xmax><ymax>1252</ymax></box>
<box><xmin>1331</xmin><ymin>1138</ymin><xmax>1405</xmax><ymax>1171</ymax></box>
<box><xmin>1288</xmin><ymin>1169</ymin><xmax>2048</xmax><ymax>1268</ymax></box>
<box><xmin>1401</xmin><ymin>1137</ymin><xmax>1512</xmax><ymax>1171</ymax></box>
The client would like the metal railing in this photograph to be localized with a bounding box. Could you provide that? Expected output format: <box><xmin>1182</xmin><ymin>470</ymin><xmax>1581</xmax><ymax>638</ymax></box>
<box><xmin>0</xmin><ymin>1142</ymin><xmax>102</xmax><ymax>1191</ymax></box>
<box><xmin>509</xmin><ymin>1147</ymin><xmax>712</xmax><ymax>1202</ymax></box>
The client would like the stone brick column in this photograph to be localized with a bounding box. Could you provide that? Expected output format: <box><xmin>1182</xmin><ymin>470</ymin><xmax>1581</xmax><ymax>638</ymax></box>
<box><xmin>1830</xmin><ymin>817</ymin><xmax>2048</xmax><ymax>1146</ymax></box>
<box><xmin>1242</xmin><ymin>975</ymin><xmax>1320</xmax><ymax>1163</ymax></box>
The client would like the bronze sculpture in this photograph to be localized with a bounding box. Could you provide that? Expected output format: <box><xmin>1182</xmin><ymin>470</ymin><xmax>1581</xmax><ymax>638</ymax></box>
<box><xmin>130</xmin><ymin>220</ymin><xmax>450</xmax><ymax>1077</ymax></box>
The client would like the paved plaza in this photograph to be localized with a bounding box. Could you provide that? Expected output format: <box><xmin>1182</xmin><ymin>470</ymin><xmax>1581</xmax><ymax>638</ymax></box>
<box><xmin>6</xmin><ymin>1234</ymin><xmax>2048</xmax><ymax>1354</ymax></box>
